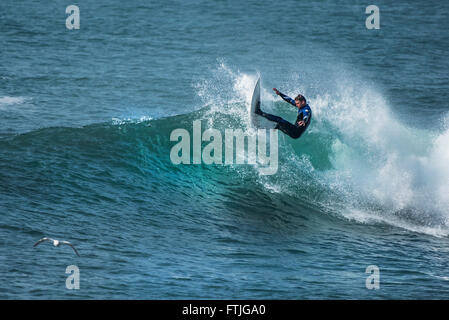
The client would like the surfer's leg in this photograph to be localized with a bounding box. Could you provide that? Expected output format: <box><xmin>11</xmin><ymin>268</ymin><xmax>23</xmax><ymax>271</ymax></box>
<box><xmin>257</xmin><ymin>110</ymin><xmax>288</xmax><ymax>124</ymax></box>
<box><xmin>275</xmin><ymin>122</ymin><xmax>304</xmax><ymax>139</ymax></box>
<box><xmin>255</xmin><ymin>107</ymin><xmax>303</xmax><ymax>139</ymax></box>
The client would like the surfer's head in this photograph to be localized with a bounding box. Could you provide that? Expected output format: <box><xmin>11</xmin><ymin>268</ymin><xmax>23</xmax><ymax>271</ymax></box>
<box><xmin>295</xmin><ymin>94</ymin><xmax>306</xmax><ymax>108</ymax></box>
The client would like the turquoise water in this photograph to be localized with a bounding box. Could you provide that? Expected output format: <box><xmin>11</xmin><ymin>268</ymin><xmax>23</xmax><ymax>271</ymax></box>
<box><xmin>1</xmin><ymin>0</ymin><xmax>449</xmax><ymax>299</ymax></box>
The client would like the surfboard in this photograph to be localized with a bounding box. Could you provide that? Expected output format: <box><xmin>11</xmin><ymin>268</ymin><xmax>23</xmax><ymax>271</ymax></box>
<box><xmin>250</xmin><ymin>78</ymin><xmax>261</xmax><ymax>127</ymax></box>
<box><xmin>250</xmin><ymin>78</ymin><xmax>276</xmax><ymax>129</ymax></box>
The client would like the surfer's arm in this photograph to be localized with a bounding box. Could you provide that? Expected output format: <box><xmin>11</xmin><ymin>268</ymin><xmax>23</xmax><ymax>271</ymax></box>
<box><xmin>302</xmin><ymin>112</ymin><xmax>310</xmax><ymax>123</ymax></box>
<box><xmin>296</xmin><ymin>107</ymin><xmax>311</xmax><ymax>126</ymax></box>
<box><xmin>273</xmin><ymin>88</ymin><xmax>296</xmax><ymax>107</ymax></box>
<box><xmin>279</xmin><ymin>92</ymin><xmax>296</xmax><ymax>107</ymax></box>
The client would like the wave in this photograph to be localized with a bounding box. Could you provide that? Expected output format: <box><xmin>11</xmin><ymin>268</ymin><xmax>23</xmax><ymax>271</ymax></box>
<box><xmin>192</xmin><ymin>62</ymin><xmax>449</xmax><ymax>236</ymax></box>
<box><xmin>2</xmin><ymin>63</ymin><xmax>449</xmax><ymax>237</ymax></box>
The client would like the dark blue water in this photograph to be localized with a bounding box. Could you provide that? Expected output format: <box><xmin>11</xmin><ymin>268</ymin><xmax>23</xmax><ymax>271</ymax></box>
<box><xmin>1</xmin><ymin>0</ymin><xmax>449</xmax><ymax>299</ymax></box>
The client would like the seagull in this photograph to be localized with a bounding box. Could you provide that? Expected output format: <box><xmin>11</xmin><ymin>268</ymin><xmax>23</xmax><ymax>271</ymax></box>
<box><xmin>33</xmin><ymin>237</ymin><xmax>80</xmax><ymax>257</ymax></box>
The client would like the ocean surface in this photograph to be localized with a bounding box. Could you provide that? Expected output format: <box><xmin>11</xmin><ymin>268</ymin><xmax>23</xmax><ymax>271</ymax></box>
<box><xmin>1</xmin><ymin>0</ymin><xmax>449</xmax><ymax>299</ymax></box>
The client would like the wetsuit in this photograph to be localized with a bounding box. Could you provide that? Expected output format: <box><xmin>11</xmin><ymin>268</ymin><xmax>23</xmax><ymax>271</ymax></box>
<box><xmin>256</xmin><ymin>91</ymin><xmax>312</xmax><ymax>139</ymax></box>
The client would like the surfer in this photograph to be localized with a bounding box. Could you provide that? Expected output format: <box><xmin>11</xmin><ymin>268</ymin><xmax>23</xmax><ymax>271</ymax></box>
<box><xmin>255</xmin><ymin>88</ymin><xmax>312</xmax><ymax>139</ymax></box>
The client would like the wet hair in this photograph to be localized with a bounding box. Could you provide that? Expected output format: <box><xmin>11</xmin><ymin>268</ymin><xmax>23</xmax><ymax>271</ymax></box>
<box><xmin>295</xmin><ymin>94</ymin><xmax>306</xmax><ymax>103</ymax></box>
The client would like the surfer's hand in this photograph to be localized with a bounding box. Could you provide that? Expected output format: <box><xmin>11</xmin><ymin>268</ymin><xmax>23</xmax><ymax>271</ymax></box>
<box><xmin>297</xmin><ymin>120</ymin><xmax>305</xmax><ymax>126</ymax></box>
<box><xmin>273</xmin><ymin>88</ymin><xmax>280</xmax><ymax>95</ymax></box>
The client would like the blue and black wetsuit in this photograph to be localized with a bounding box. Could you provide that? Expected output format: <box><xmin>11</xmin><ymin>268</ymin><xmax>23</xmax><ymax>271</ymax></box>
<box><xmin>256</xmin><ymin>91</ymin><xmax>312</xmax><ymax>139</ymax></box>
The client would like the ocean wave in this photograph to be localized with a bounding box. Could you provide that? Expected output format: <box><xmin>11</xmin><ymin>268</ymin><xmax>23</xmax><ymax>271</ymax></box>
<box><xmin>3</xmin><ymin>64</ymin><xmax>449</xmax><ymax>238</ymax></box>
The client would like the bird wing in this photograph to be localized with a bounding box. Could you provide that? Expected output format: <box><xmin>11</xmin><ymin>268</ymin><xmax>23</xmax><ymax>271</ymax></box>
<box><xmin>33</xmin><ymin>237</ymin><xmax>50</xmax><ymax>247</ymax></box>
<box><xmin>61</xmin><ymin>241</ymin><xmax>80</xmax><ymax>257</ymax></box>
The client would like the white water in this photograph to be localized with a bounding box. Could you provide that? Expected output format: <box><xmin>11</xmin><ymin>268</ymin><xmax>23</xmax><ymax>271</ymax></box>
<box><xmin>195</xmin><ymin>62</ymin><xmax>449</xmax><ymax>237</ymax></box>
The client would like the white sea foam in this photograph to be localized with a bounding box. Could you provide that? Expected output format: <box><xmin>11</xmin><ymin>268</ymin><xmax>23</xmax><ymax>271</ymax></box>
<box><xmin>111</xmin><ymin>116</ymin><xmax>153</xmax><ymax>125</ymax></box>
<box><xmin>318</xmin><ymin>84</ymin><xmax>449</xmax><ymax>235</ymax></box>
<box><xmin>0</xmin><ymin>96</ymin><xmax>27</xmax><ymax>107</ymax></box>
<box><xmin>195</xmin><ymin>62</ymin><xmax>449</xmax><ymax>237</ymax></box>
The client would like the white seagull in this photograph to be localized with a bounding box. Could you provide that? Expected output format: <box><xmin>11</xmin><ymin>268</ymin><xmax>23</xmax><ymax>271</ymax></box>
<box><xmin>33</xmin><ymin>237</ymin><xmax>80</xmax><ymax>257</ymax></box>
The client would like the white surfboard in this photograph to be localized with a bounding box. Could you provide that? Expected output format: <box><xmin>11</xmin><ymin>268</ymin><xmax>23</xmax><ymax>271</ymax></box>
<box><xmin>250</xmin><ymin>78</ymin><xmax>276</xmax><ymax>129</ymax></box>
<box><xmin>250</xmin><ymin>78</ymin><xmax>261</xmax><ymax>127</ymax></box>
